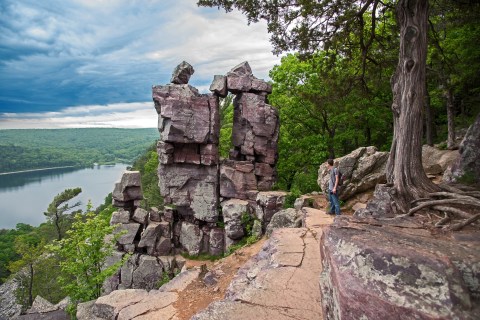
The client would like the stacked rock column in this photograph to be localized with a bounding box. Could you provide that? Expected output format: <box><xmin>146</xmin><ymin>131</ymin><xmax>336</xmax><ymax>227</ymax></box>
<box><xmin>153</xmin><ymin>61</ymin><xmax>223</xmax><ymax>256</ymax></box>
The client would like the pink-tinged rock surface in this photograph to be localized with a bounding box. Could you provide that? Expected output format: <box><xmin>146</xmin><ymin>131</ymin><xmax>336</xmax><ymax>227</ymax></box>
<box><xmin>320</xmin><ymin>216</ymin><xmax>480</xmax><ymax>320</ymax></box>
<box><xmin>192</xmin><ymin>209</ymin><xmax>334</xmax><ymax>320</ymax></box>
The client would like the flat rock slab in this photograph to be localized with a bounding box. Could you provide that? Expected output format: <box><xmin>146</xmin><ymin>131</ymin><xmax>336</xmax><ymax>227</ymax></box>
<box><xmin>193</xmin><ymin>211</ymin><xmax>333</xmax><ymax>320</ymax></box>
<box><xmin>320</xmin><ymin>216</ymin><xmax>480</xmax><ymax>320</ymax></box>
<box><xmin>302</xmin><ymin>207</ymin><xmax>334</xmax><ymax>228</ymax></box>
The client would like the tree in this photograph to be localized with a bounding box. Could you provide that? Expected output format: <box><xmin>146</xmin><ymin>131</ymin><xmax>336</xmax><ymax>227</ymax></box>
<box><xmin>44</xmin><ymin>188</ymin><xmax>82</xmax><ymax>240</ymax></box>
<box><xmin>198</xmin><ymin>0</ymin><xmax>480</xmax><ymax>220</ymax></box>
<box><xmin>8</xmin><ymin>235</ymin><xmax>45</xmax><ymax>308</ymax></box>
<box><xmin>48</xmin><ymin>204</ymin><xmax>126</xmax><ymax>308</ymax></box>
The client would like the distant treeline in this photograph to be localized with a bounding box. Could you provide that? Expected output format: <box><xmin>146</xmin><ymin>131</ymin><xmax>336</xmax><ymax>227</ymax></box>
<box><xmin>0</xmin><ymin>128</ymin><xmax>158</xmax><ymax>173</ymax></box>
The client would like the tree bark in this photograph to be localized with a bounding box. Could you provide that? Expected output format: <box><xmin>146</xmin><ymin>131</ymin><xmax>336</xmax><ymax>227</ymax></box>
<box><xmin>387</xmin><ymin>0</ymin><xmax>439</xmax><ymax>213</ymax></box>
<box><xmin>28</xmin><ymin>264</ymin><xmax>33</xmax><ymax>307</ymax></box>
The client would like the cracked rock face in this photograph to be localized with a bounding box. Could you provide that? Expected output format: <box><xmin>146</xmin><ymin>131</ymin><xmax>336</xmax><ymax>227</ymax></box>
<box><xmin>320</xmin><ymin>216</ymin><xmax>480</xmax><ymax>320</ymax></box>
<box><xmin>170</xmin><ymin>60</ymin><xmax>195</xmax><ymax>85</ymax></box>
<box><xmin>318</xmin><ymin>146</ymin><xmax>388</xmax><ymax>200</ymax></box>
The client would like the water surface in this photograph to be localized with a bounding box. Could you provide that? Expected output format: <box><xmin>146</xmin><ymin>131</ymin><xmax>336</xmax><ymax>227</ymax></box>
<box><xmin>0</xmin><ymin>164</ymin><xmax>128</xmax><ymax>229</ymax></box>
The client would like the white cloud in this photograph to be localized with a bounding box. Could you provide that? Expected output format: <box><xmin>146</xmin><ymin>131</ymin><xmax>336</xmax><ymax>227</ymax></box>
<box><xmin>0</xmin><ymin>102</ymin><xmax>157</xmax><ymax>129</ymax></box>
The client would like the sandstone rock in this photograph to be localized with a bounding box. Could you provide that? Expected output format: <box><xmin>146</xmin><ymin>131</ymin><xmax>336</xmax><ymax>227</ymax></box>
<box><xmin>131</xmin><ymin>255</ymin><xmax>164</xmax><ymax>290</ymax></box>
<box><xmin>16</xmin><ymin>309</ymin><xmax>69</xmax><ymax>320</ymax></box>
<box><xmin>229</xmin><ymin>61</ymin><xmax>253</xmax><ymax>75</ymax></box>
<box><xmin>110</xmin><ymin>209</ymin><xmax>130</xmax><ymax>225</ymax></box>
<box><xmin>112</xmin><ymin>171</ymin><xmax>143</xmax><ymax>204</ymax></box>
<box><xmin>102</xmin><ymin>251</ymin><xmax>124</xmax><ymax>271</ymax></box>
<box><xmin>54</xmin><ymin>297</ymin><xmax>71</xmax><ymax>311</ymax></box>
<box><xmin>163</xmin><ymin>206</ymin><xmax>175</xmax><ymax>222</ymax></box>
<box><xmin>137</xmin><ymin>222</ymin><xmax>161</xmax><ymax>252</ymax></box>
<box><xmin>220</xmin><ymin>160</ymin><xmax>257</xmax><ymax>200</ymax></box>
<box><xmin>203</xmin><ymin>271</ymin><xmax>218</xmax><ymax>286</ymax></box>
<box><xmin>209</xmin><ymin>75</ymin><xmax>227</xmax><ymax>97</ymax></box>
<box><xmin>209</xmin><ymin>228</ymin><xmax>225</xmax><ymax>255</ymax></box>
<box><xmin>354</xmin><ymin>184</ymin><xmax>396</xmax><ymax>217</ymax></box>
<box><xmin>170</xmin><ymin>61</ymin><xmax>194</xmax><ymax>85</ymax></box>
<box><xmin>158</xmin><ymin>267</ymin><xmax>201</xmax><ymax>293</ymax></box>
<box><xmin>179</xmin><ymin>222</ymin><xmax>203</xmax><ymax>255</ymax></box>
<box><xmin>255</xmin><ymin>191</ymin><xmax>287</xmax><ymax>226</ymax></box>
<box><xmin>221</xmin><ymin>199</ymin><xmax>250</xmax><ymax>240</ymax></box>
<box><xmin>158</xmin><ymin>221</ymin><xmax>171</xmax><ymax>238</ymax></box>
<box><xmin>265</xmin><ymin>208</ymin><xmax>302</xmax><ymax>237</ymax></box>
<box><xmin>320</xmin><ymin>216</ymin><xmax>480</xmax><ymax>320</ymax></box>
<box><xmin>251</xmin><ymin>220</ymin><xmax>263</xmax><ymax>238</ymax></box>
<box><xmin>250</xmin><ymin>78</ymin><xmax>272</xmax><ymax>93</ymax></box>
<box><xmin>158</xmin><ymin>163</ymin><xmax>218</xmax><ymax>222</ymax></box>
<box><xmin>116</xmin><ymin>291</ymin><xmax>177</xmax><ymax>320</ymax></box>
<box><xmin>120</xmin><ymin>254</ymin><xmax>139</xmax><ymax>289</ymax></box>
<box><xmin>115</xmin><ymin>223</ymin><xmax>141</xmax><ymax>246</ymax></box>
<box><xmin>0</xmin><ymin>278</ymin><xmax>22</xmax><ymax>320</ymax></box>
<box><xmin>92</xmin><ymin>289</ymin><xmax>149</xmax><ymax>319</ymax></box>
<box><xmin>232</xmin><ymin>93</ymin><xmax>279</xmax><ymax>164</ymax></box>
<box><xmin>422</xmin><ymin>144</ymin><xmax>458</xmax><ymax>174</ymax></box>
<box><xmin>153</xmin><ymin>84</ymin><xmax>216</xmax><ymax>144</ymax></box>
<box><xmin>76</xmin><ymin>301</ymin><xmax>103</xmax><ymax>320</ymax></box>
<box><xmin>132</xmin><ymin>208</ymin><xmax>148</xmax><ymax>225</ymax></box>
<box><xmin>27</xmin><ymin>296</ymin><xmax>56</xmax><ymax>313</ymax></box>
<box><xmin>155</xmin><ymin>237</ymin><xmax>172</xmax><ymax>256</ymax></box>
<box><xmin>149</xmin><ymin>207</ymin><xmax>161</xmax><ymax>222</ymax></box>
<box><xmin>318</xmin><ymin>146</ymin><xmax>388</xmax><ymax>200</ymax></box>
<box><xmin>443</xmin><ymin>113</ymin><xmax>480</xmax><ymax>185</ymax></box>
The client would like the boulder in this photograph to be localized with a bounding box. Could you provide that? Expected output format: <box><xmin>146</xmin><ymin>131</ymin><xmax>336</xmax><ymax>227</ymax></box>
<box><xmin>132</xmin><ymin>208</ymin><xmax>148</xmax><ymax>225</ymax></box>
<box><xmin>443</xmin><ymin>113</ymin><xmax>480</xmax><ymax>185</ymax></box>
<box><xmin>170</xmin><ymin>61</ymin><xmax>194</xmax><ymax>85</ymax></box>
<box><xmin>422</xmin><ymin>145</ymin><xmax>458</xmax><ymax>175</ymax></box>
<box><xmin>26</xmin><ymin>296</ymin><xmax>56</xmax><ymax>313</ymax></box>
<box><xmin>318</xmin><ymin>146</ymin><xmax>388</xmax><ymax>200</ymax></box>
<box><xmin>112</xmin><ymin>171</ymin><xmax>143</xmax><ymax>204</ymax></box>
<box><xmin>131</xmin><ymin>255</ymin><xmax>164</xmax><ymax>290</ymax></box>
<box><xmin>155</xmin><ymin>237</ymin><xmax>172</xmax><ymax>256</ymax></box>
<box><xmin>320</xmin><ymin>216</ymin><xmax>480</xmax><ymax>320</ymax></box>
<box><xmin>137</xmin><ymin>222</ymin><xmax>161</xmax><ymax>253</ymax></box>
<box><xmin>110</xmin><ymin>209</ymin><xmax>130</xmax><ymax>225</ymax></box>
<box><xmin>115</xmin><ymin>223</ymin><xmax>141</xmax><ymax>246</ymax></box>
<box><xmin>149</xmin><ymin>207</ymin><xmax>161</xmax><ymax>222</ymax></box>
<box><xmin>354</xmin><ymin>184</ymin><xmax>396</xmax><ymax>218</ymax></box>
<box><xmin>221</xmin><ymin>199</ymin><xmax>250</xmax><ymax>240</ymax></box>
<box><xmin>255</xmin><ymin>191</ymin><xmax>287</xmax><ymax>227</ymax></box>
<box><xmin>179</xmin><ymin>222</ymin><xmax>203</xmax><ymax>255</ymax></box>
<box><xmin>209</xmin><ymin>228</ymin><xmax>225</xmax><ymax>256</ymax></box>
<box><xmin>265</xmin><ymin>208</ymin><xmax>302</xmax><ymax>237</ymax></box>
<box><xmin>209</xmin><ymin>75</ymin><xmax>228</xmax><ymax>97</ymax></box>
<box><xmin>0</xmin><ymin>278</ymin><xmax>22</xmax><ymax>320</ymax></box>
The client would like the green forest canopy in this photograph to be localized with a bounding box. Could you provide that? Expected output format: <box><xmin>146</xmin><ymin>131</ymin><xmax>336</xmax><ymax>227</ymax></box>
<box><xmin>0</xmin><ymin>128</ymin><xmax>158</xmax><ymax>173</ymax></box>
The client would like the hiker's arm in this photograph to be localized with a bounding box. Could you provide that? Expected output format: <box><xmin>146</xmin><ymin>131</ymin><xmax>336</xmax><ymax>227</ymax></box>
<box><xmin>333</xmin><ymin>171</ymin><xmax>339</xmax><ymax>193</ymax></box>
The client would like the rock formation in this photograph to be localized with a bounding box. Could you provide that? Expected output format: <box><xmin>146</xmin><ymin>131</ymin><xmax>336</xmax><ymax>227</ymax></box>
<box><xmin>317</xmin><ymin>146</ymin><xmax>389</xmax><ymax>200</ymax></box>
<box><xmin>320</xmin><ymin>216</ymin><xmax>480</xmax><ymax>319</ymax></box>
<box><xmin>152</xmin><ymin>61</ymin><xmax>280</xmax><ymax>256</ymax></box>
<box><xmin>443</xmin><ymin>113</ymin><xmax>480</xmax><ymax>185</ymax></box>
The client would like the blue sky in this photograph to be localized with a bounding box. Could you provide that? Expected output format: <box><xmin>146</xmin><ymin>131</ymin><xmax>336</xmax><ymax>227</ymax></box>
<box><xmin>0</xmin><ymin>0</ymin><xmax>280</xmax><ymax>128</ymax></box>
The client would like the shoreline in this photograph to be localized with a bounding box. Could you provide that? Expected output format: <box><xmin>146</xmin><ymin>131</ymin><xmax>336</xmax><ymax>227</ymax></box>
<box><xmin>0</xmin><ymin>166</ymin><xmax>76</xmax><ymax>176</ymax></box>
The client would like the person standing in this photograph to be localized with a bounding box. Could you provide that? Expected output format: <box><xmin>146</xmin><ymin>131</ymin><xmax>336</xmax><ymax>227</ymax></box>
<box><xmin>327</xmin><ymin>159</ymin><xmax>341</xmax><ymax>215</ymax></box>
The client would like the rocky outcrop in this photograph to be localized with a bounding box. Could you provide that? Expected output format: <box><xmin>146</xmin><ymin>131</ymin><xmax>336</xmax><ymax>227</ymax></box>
<box><xmin>0</xmin><ymin>278</ymin><xmax>21</xmax><ymax>320</ymax></box>
<box><xmin>255</xmin><ymin>191</ymin><xmax>287</xmax><ymax>230</ymax></box>
<box><xmin>318</xmin><ymin>146</ymin><xmax>389</xmax><ymax>200</ymax></box>
<box><xmin>421</xmin><ymin>145</ymin><xmax>458</xmax><ymax>175</ymax></box>
<box><xmin>443</xmin><ymin>113</ymin><xmax>480</xmax><ymax>185</ymax></box>
<box><xmin>320</xmin><ymin>216</ymin><xmax>480</xmax><ymax>320</ymax></box>
<box><xmin>77</xmin><ymin>268</ymin><xmax>201</xmax><ymax>320</ymax></box>
<box><xmin>192</xmin><ymin>209</ymin><xmax>333</xmax><ymax>320</ymax></box>
<box><xmin>265</xmin><ymin>208</ymin><xmax>302</xmax><ymax>237</ymax></box>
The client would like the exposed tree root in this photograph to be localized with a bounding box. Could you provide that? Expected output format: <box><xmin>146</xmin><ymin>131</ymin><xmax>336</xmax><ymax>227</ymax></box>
<box><xmin>407</xmin><ymin>189</ymin><xmax>480</xmax><ymax>231</ymax></box>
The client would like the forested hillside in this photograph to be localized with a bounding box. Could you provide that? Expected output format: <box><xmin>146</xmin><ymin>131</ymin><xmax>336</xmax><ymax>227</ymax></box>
<box><xmin>0</xmin><ymin>128</ymin><xmax>158</xmax><ymax>173</ymax></box>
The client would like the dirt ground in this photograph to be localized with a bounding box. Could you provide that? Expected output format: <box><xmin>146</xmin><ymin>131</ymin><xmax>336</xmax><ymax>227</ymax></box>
<box><xmin>173</xmin><ymin>238</ymin><xmax>266</xmax><ymax>320</ymax></box>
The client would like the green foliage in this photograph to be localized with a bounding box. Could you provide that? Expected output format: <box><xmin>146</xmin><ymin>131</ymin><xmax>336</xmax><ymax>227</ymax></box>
<box><xmin>44</xmin><ymin>187</ymin><xmax>82</xmax><ymax>241</ymax></box>
<box><xmin>283</xmin><ymin>190</ymin><xmax>302</xmax><ymax>209</ymax></box>
<box><xmin>155</xmin><ymin>271</ymin><xmax>173</xmax><ymax>289</ymax></box>
<box><xmin>457</xmin><ymin>170</ymin><xmax>477</xmax><ymax>186</ymax></box>
<box><xmin>48</xmin><ymin>204</ymin><xmax>127</xmax><ymax>306</ymax></box>
<box><xmin>131</xmin><ymin>143</ymin><xmax>163</xmax><ymax>209</ymax></box>
<box><xmin>180</xmin><ymin>252</ymin><xmax>223</xmax><ymax>262</ymax></box>
<box><xmin>219</xmin><ymin>95</ymin><xmax>234</xmax><ymax>158</ymax></box>
<box><xmin>0</xmin><ymin>128</ymin><xmax>158</xmax><ymax>173</ymax></box>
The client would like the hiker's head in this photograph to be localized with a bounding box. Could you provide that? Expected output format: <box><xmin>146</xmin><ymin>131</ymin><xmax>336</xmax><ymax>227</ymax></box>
<box><xmin>327</xmin><ymin>159</ymin><xmax>334</xmax><ymax>166</ymax></box>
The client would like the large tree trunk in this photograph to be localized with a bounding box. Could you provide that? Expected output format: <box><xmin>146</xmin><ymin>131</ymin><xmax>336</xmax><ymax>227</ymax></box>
<box><xmin>387</xmin><ymin>0</ymin><xmax>439</xmax><ymax>213</ymax></box>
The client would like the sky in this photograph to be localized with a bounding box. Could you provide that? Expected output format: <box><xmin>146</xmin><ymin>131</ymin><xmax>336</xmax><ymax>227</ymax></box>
<box><xmin>0</xmin><ymin>0</ymin><xmax>281</xmax><ymax>129</ymax></box>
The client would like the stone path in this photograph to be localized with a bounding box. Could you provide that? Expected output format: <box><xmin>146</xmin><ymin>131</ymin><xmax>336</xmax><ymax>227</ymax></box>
<box><xmin>192</xmin><ymin>208</ymin><xmax>333</xmax><ymax>320</ymax></box>
<box><xmin>77</xmin><ymin>208</ymin><xmax>333</xmax><ymax>320</ymax></box>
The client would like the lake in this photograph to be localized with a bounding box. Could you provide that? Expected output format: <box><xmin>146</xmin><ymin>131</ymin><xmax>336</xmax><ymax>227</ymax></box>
<box><xmin>0</xmin><ymin>164</ymin><xmax>129</xmax><ymax>229</ymax></box>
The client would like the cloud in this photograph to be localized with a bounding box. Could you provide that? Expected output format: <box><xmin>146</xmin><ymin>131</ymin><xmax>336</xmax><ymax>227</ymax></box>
<box><xmin>0</xmin><ymin>0</ymin><xmax>282</xmax><ymax>127</ymax></box>
<box><xmin>0</xmin><ymin>102</ymin><xmax>157</xmax><ymax>129</ymax></box>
